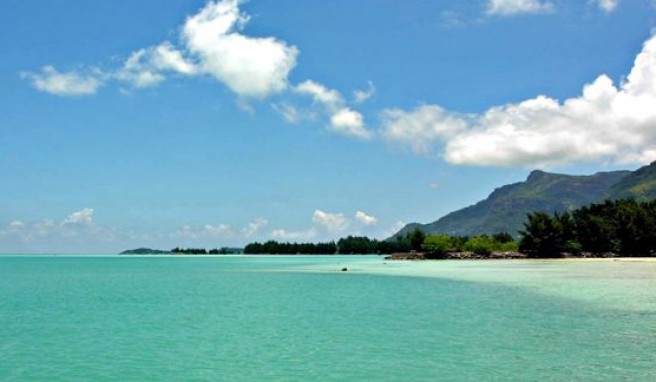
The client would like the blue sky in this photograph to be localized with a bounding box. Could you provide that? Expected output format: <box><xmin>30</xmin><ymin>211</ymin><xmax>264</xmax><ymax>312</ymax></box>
<box><xmin>2</xmin><ymin>0</ymin><xmax>656</xmax><ymax>252</ymax></box>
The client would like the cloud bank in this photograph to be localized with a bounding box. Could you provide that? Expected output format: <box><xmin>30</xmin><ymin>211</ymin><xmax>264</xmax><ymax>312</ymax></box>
<box><xmin>382</xmin><ymin>34</ymin><xmax>656</xmax><ymax>167</ymax></box>
<box><xmin>486</xmin><ymin>0</ymin><xmax>554</xmax><ymax>16</ymax></box>
<box><xmin>21</xmin><ymin>66</ymin><xmax>105</xmax><ymax>96</ymax></box>
<box><xmin>592</xmin><ymin>0</ymin><xmax>620</xmax><ymax>12</ymax></box>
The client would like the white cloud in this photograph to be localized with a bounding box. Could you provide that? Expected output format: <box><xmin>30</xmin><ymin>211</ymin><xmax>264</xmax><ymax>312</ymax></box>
<box><xmin>312</xmin><ymin>210</ymin><xmax>350</xmax><ymax>232</ymax></box>
<box><xmin>242</xmin><ymin>218</ymin><xmax>268</xmax><ymax>237</ymax></box>
<box><xmin>592</xmin><ymin>0</ymin><xmax>619</xmax><ymax>12</ymax></box>
<box><xmin>270</xmin><ymin>228</ymin><xmax>317</xmax><ymax>241</ymax></box>
<box><xmin>295</xmin><ymin>80</ymin><xmax>372</xmax><ymax>139</ymax></box>
<box><xmin>272</xmin><ymin>103</ymin><xmax>303</xmax><ymax>123</ymax></box>
<box><xmin>330</xmin><ymin>108</ymin><xmax>371</xmax><ymax>139</ymax></box>
<box><xmin>486</xmin><ymin>0</ymin><xmax>554</xmax><ymax>16</ymax></box>
<box><xmin>382</xmin><ymin>34</ymin><xmax>656</xmax><ymax>168</ymax></box>
<box><xmin>296</xmin><ymin>80</ymin><xmax>344</xmax><ymax>109</ymax></box>
<box><xmin>116</xmin><ymin>69</ymin><xmax>165</xmax><ymax>89</ymax></box>
<box><xmin>381</xmin><ymin>105</ymin><xmax>469</xmax><ymax>154</ymax></box>
<box><xmin>33</xmin><ymin>219</ymin><xmax>56</xmax><ymax>237</ymax></box>
<box><xmin>62</xmin><ymin>208</ymin><xmax>94</xmax><ymax>225</ymax></box>
<box><xmin>355</xmin><ymin>211</ymin><xmax>378</xmax><ymax>226</ymax></box>
<box><xmin>175</xmin><ymin>222</ymin><xmax>234</xmax><ymax>239</ymax></box>
<box><xmin>203</xmin><ymin>223</ymin><xmax>233</xmax><ymax>237</ymax></box>
<box><xmin>353</xmin><ymin>81</ymin><xmax>376</xmax><ymax>103</ymax></box>
<box><xmin>8</xmin><ymin>220</ymin><xmax>25</xmax><ymax>229</ymax></box>
<box><xmin>182</xmin><ymin>0</ymin><xmax>298</xmax><ymax>97</ymax></box>
<box><xmin>27</xmin><ymin>0</ymin><xmax>297</xmax><ymax>99</ymax></box>
<box><xmin>21</xmin><ymin>66</ymin><xmax>104</xmax><ymax>96</ymax></box>
<box><xmin>116</xmin><ymin>42</ymin><xmax>195</xmax><ymax>88</ymax></box>
<box><xmin>175</xmin><ymin>218</ymin><xmax>270</xmax><ymax>240</ymax></box>
<box><xmin>150</xmin><ymin>42</ymin><xmax>197</xmax><ymax>75</ymax></box>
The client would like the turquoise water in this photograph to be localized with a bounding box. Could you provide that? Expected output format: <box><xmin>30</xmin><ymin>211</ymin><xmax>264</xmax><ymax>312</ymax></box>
<box><xmin>1</xmin><ymin>255</ymin><xmax>655</xmax><ymax>381</ymax></box>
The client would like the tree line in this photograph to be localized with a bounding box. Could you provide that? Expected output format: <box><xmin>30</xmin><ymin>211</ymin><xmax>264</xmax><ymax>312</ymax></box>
<box><xmin>519</xmin><ymin>199</ymin><xmax>656</xmax><ymax>257</ymax></box>
<box><xmin>244</xmin><ymin>232</ymin><xmax>428</xmax><ymax>255</ymax></box>
<box><xmin>171</xmin><ymin>247</ymin><xmax>243</xmax><ymax>255</ymax></box>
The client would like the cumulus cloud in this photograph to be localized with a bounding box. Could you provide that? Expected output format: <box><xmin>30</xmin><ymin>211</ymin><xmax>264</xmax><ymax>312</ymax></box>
<box><xmin>182</xmin><ymin>0</ymin><xmax>298</xmax><ymax>97</ymax></box>
<box><xmin>33</xmin><ymin>219</ymin><xmax>56</xmax><ymax>237</ymax></box>
<box><xmin>312</xmin><ymin>210</ymin><xmax>350</xmax><ymax>232</ymax></box>
<box><xmin>27</xmin><ymin>0</ymin><xmax>297</xmax><ymax>99</ymax></box>
<box><xmin>294</xmin><ymin>80</ymin><xmax>372</xmax><ymax>139</ymax></box>
<box><xmin>330</xmin><ymin>108</ymin><xmax>371</xmax><ymax>139</ymax></box>
<box><xmin>355</xmin><ymin>211</ymin><xmax>378</xmax><ymax>226</ymax></box>
<box><xmin>8</xmin><ymin>220</ymin><xmax>25</xmax><ymax>229</ymax></box>
<box><xmin>353</xmin><ymin>81</ymin><xmax>376</xmax><ymax>104</ymax></box>
<box><xmin>382</xmin><ymin>34</ymin><xmax>656</xmax><ymax>167</ymax></box>
<box><xmin>203</xmin><ymin>223</ymin><xmax>233</xmax><ymax>237</ymax></box>
<box><xmin>0</xmin><ymin>209</ymin><xmax>120</xmax><ymax>250</ymax></box>
<box><xmin>272</xmin><ymin>103</ymin><xmax>305</xmax><ymax>123</ymax></box>
<box><xmin>116</xmin><ymin>42</ymin><xmax>195</xmax><ymax>88</ymax></box>
<box><xmin>62</xmin><ymin>208</ymin><xmax>94</xmax><ymax>225</ymax></box>
<box><xmin>270</xmin><ymin>228</ymin><xmax>317</xmax><ymax>241</ymax></box>
<box><xmin>486</xmin><ymin>0</ymin><xmax>554</xmax><ymax>16</ymax></box>
<box><xmin>381</xmin><ymin>105</ymin><xmax>469</xmax><ymax>154</ymax></box>
<box><xmin>592</xmin><ymin>0</ymin><xmax>620</xmax><ymax>12</ymax></box>
<box><xmin>242</xmin><ymin>218</ymin><xmax>268</xmax><ymax>237</ymax></box>
<box><xmin>175</xmin><ymin>218</ymin><xmax>270</xmax><ymax>240</ymax></box>
<box><xmin>21</xmin><ymin>66</ymin><xmax>104</xmax><ymax>96</ymax></box>
<box><xmin>175</xmin><ymin>224</ymin><xmax>227</xmax><ymax>240</ymax></box>
<box><xmin>296</xmin><ymin>80</ymin><xmax>343</xmax><ymax>107</ymax></box>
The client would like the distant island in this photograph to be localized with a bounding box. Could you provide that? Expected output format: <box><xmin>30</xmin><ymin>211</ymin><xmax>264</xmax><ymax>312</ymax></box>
<box><xmin>120</xmin><ymin>247</ymin><xmax>243</xmax><ymax>255</ymax></box>
<box><xmin>120</xmin><ymin>248</ymin><xmax>171</xmax><ymax>255</ymax></box>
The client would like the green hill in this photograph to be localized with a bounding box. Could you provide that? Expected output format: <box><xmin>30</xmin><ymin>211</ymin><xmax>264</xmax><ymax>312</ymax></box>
<box><xmin>393</xmin><ymin>168</ymin><xmax>633</xmax><ymax>239</ymax></box>
<box><xmin>604</xmin><ymin>161</ymin><xmax>656</xmax><ymax>201</ymax></box>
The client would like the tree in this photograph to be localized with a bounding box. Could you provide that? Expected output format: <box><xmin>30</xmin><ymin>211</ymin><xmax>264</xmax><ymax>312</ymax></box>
<box><xmin>422</xmin><ymin>234</ymin><xmax>454</xmax><ymax>256</ymax></box>
<box><xmin>409</xmin><ymin>228</ymin><xmax>426</xmax><ymax>251</ymax></box>
<box><xmin>519</xmin><ymin>212</ymin><xmax>564</xmax><ymax>257</ymax></box>
<box><xmin>463</xmin><ymin>235</ymin><xmax>494</xmax><ymax>255</ymax></box>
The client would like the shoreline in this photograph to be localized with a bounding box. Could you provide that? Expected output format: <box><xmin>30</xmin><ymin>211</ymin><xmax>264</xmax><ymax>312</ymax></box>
<box><xmin>384</xmin><ymin>251</ymin><xmax>656</xmax><ymax>261</ymax></box>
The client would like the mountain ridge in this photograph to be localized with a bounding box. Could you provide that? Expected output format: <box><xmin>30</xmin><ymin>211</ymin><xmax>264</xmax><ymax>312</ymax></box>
<box><xmin>393</xmin><ymin>162</ymin><xmax>656</xmax><ymax>239</ymax></box>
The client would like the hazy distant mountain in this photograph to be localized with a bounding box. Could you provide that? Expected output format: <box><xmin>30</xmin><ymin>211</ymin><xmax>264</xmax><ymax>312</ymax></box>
<box><xmin>393</xmin><ymin>167</ymin><xmax>636</xmax><ymax>239</ymax></box>
<box><xmin>120</xmin><ymin>248</ymin><xmax>171</xmax><ymax>255</ymax></box>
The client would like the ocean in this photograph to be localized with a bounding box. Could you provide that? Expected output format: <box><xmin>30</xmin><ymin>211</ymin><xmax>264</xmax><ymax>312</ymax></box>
<box><xmin>1</xmin><ymin>255</ymin><xmax>655</xmax><ymax>381</ymax></box>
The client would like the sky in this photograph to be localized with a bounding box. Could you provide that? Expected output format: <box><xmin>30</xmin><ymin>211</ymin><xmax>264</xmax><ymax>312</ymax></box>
<box><xmin>2</xmin><ymin>0</ymin><xmax>656</xmax><ymax>253</ymax></box>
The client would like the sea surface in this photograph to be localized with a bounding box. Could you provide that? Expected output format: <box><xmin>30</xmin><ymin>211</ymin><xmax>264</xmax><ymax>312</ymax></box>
<box><xmin>1</xmin><ymin>255</ymin><xmax>655</xmax><ymax>381</ymax></box>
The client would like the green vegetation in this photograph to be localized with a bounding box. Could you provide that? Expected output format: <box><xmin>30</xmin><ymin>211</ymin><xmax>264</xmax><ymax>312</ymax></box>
<box><xmin>244</xmin><ymin>231</ymin><xmax>422</xmax><ymax>254</ymax></box>
<box><xmin>394</xmin><ymin>161</ymin><xmax>656</xmax><ymax>240</ymax></box>
<box><xmin>421</xmin><ymin>233</ymin><xmax>519</xmax><ymax>258</ymax></box>
<box><xmin>394</xmin><ymin>169</ymin><xmax>629</xmax><ymax>239</ymax></box>
<box><xmin>604</xmin><ymin>161</ymin><xmax>656</xmax><ymax>201</ymax></box>
<box><xmin>519</xmin><ymin>199</ymin><xmax>656</xmax><ymax>257</ymax></box>
<box><xmin>171</xmin><ymin>247</ymin><xmax>243</xmax><ymax>255</ymax></box>
<box><xmin>244</xmin><ymin>241</ymin><xmax>338</xmax><ymax>255</ymax></box>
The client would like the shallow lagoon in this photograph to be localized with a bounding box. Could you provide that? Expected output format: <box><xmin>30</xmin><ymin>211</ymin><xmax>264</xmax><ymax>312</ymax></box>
<box><xmin>1</xmin><ymin>255</ymin><xmax>655</xmax><ymax>381</ymax></box>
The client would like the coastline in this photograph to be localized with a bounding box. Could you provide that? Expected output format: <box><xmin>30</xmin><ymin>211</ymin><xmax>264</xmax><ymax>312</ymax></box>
<box><xmin>384</xmin><ymin>251</ymin><xmax>656</xmax><ymax>261</ymax></box>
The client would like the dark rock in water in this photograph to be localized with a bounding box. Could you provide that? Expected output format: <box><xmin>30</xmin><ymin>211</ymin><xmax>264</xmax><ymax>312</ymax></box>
<box><xmin>341</xmin><ymin>267</ymin><xmax>348</xmax><ymax>272</ymax></box>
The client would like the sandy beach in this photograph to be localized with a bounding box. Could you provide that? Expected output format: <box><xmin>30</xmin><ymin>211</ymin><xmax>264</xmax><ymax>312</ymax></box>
<box><xmin>286</xmin><ymin>256</ymin><xmax>656</xmax><ymax>312</ymax></box>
